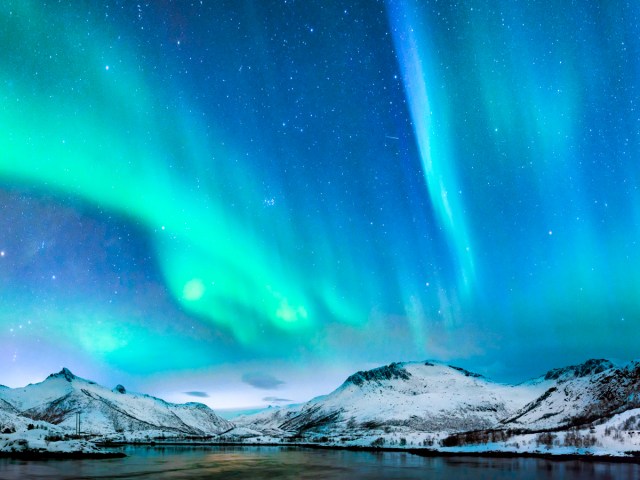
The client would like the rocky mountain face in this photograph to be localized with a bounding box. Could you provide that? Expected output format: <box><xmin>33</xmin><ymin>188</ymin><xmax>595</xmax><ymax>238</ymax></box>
<box><xmin>0</xmin><ymin>368</ymin><xmax>232</xmax><ymax>437</ymax></box>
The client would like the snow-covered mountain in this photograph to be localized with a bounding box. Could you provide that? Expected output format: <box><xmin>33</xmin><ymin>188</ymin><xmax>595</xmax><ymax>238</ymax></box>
<box><xmin>0</xmin><ymin>368</ymin><xmax>232</xmax><ymax>437</ymax></box>
<box><xmin>3</xmin><ymin>359</ymin><xmax>640</xmax><ymax>458</ymax></box>
<box><xmin>232</xmin><ymin>358</ymin><xmax>640</xmax><ymax>449</ymax></box>
<box><xmin>232</xmin><ymin>361</ymin><xmax>548</xmax><ymax>439</ymax></box>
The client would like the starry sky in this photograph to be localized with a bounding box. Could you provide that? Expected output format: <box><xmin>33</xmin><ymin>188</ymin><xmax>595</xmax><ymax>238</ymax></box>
<box><xmin>1</xmin><ymin>0</ymin><xmax>639</xmax><ymax>411</ymax></box>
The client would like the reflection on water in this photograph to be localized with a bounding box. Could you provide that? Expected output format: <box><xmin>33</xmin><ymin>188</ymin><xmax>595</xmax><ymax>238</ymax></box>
<box><xmin>0</xmin><ymin>446</ymin><xmax>637</xmax><ymax>479</ymax></box>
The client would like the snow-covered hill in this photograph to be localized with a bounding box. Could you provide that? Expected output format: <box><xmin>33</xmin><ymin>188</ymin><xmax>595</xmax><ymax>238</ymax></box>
<box><xmin>0</xmin><ymin>368</ymin><xmax>232</xmax><ymax>437</ymax></box>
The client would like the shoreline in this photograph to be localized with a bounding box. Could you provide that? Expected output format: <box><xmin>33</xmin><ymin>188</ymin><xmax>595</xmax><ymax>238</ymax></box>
<box><xmin>95</xmin><ymin>440</ymin><xmax>640</xmax><ymax>464</ymax></box>
<box><xmin>0</xmin><ymin>450</ymin><xmax>126</xmax><ymax>460</ymax></box>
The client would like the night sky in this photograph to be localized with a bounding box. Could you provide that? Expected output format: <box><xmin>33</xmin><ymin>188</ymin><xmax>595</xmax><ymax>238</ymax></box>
<box><xmin>1</xmin><ymin>0</ymin><xmax>639</xmax><ymax>411</ymax></box>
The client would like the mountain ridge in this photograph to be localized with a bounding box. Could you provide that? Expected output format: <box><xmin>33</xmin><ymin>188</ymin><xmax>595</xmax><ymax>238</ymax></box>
<box><xmin>230</xmin><ymin>357</ymin><xmax>640</xmax><ymax>453</ymax></box>
<box><xmin>0</xmin><ymin>367</ymin><xmax>232</xmax><ymax>437</ymax></box>
<box><xmin>2</xmin><ymin>358</ymin><xmax>640</xmax><ymax>458</ymax></box>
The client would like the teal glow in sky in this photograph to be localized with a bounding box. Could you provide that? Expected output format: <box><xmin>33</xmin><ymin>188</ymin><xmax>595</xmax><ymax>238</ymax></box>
<box><xmin>1</xmin><ymin>0</ymin><xmax>639</xmax><ymax>408</ymax></box>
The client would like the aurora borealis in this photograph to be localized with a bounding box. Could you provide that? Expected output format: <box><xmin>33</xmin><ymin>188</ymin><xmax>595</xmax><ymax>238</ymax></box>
<box><xmin>1</xmin><ymin>0</ymin><xmax>639</xmax><ymax>410</ymax></box>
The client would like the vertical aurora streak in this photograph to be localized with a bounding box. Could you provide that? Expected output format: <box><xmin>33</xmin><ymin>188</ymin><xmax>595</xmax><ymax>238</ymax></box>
<box><xmin>387</xmin><ymin>0</ymin><xmax>476</xmax><ymax>295</ymax></box>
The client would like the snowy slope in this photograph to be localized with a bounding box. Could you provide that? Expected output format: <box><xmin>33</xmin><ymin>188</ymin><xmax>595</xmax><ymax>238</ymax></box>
<box><xmin>0</xmin><ymin>368</ymin><xmax>232</xmax><ymax>436</ymax></box>
<box><xmin>0</xmin><ymin>401</ymin><xmax>30</xmax><ymax>434</ymax></box>
<box><xmin>232</xmin><ymin>403</ymin><xmax>305</xmax><ymax>437</ymax></box>
<box><xmin>502</xmin><ymin>359</ymin><xmax>640</xmax><ymax>430</ymax></box>
<box><xmin>234</xmin><ymin>361</ymin><xmax>548</xmax><ymax>438</ymax></box>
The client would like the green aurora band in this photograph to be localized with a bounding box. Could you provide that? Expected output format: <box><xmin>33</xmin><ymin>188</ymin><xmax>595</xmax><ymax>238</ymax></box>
<box><xmin>0</xmin><ymin>3</ymin><xmax>324</xmax><ymax>347</ymax></box>
<box><xmin>387</xmin><ymin>0</ymin><xmax>476</xmax><ymax>296</ymax></box>
<box><xmin>2</xmin><ymin>1</ymin><xmax>640</xmax><ymax>383</ymax></box>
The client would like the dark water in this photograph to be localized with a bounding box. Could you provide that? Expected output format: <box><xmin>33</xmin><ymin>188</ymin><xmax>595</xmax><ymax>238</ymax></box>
<box><xmin>0</xmin><ymin>446</ymin><xmax>638</xmax><ymax>479</ymax></box>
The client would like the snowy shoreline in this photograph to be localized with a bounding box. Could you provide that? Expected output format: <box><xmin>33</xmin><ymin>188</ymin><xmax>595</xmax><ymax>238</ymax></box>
<box><xmin>3</xmin><ymin>360</ymin><xmax>640</xmax><ymax>462</ymax></box>
<box><xmin>0</xmin><ymin>450</ymin><xmax>125</xmax><ymax>460</ymax></box>
<box><xmin>95</xmin><ymin>440</ymin><xmax>640</xmax><ymax>463</ymax></box>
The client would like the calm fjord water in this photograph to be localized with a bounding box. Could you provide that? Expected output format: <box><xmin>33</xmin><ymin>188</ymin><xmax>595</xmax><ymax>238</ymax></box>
<box><xmin>0</xmin><ymin>446</ymin><xmax>637</xmax><ymax>479</ymax></box>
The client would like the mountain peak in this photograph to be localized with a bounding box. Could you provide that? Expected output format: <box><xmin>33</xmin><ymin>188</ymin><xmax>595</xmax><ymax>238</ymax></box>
<box><xmin>113</xmin><ymin>384</ymin><xmax>126</xmax><ymax>394</ymax></box>
<box><xmin>344</xmin><ymin>362</ymin><xmax>411</xmax><ymax>387</ymax></box>
<box><xmin>47</xmin><ymin>367</ymin><xmax>76</xmax><ymax>382</ymax></box>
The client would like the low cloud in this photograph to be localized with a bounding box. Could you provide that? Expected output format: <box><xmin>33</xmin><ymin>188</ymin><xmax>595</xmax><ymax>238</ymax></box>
<box><xmin>263</xmin><ymin>396</ymin><xmax>292</xmax><ymax>403</ymax></box>
<box><xmin>241</xmin><ymin>372</ymin><xmax>285</xmax><ymax>390</ymax></box>
<box><xmin>184</xmin><ymin>391</ymin><xmax>209</xmax><ymax>398</ymax></box>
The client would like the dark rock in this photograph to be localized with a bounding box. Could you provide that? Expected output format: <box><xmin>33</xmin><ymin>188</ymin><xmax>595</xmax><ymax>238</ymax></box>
<box><xmin>449</xmin><ymin>365</ymin><xmax>483</xmax><ymax>378</ymax></box>
<box><xmin>544</xmin><ymin>359</ymin><xmax>614</xmax><ymax>381</ymax></box>
<box><xmin>48</xmin><ymin>368</ymin><xmax>76</xmax><ymax>382</ymax></box>
<box><xmin>345</xmin><ymin>362</ymin><xmax>411</xmax><ymax>387</ymax></box>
